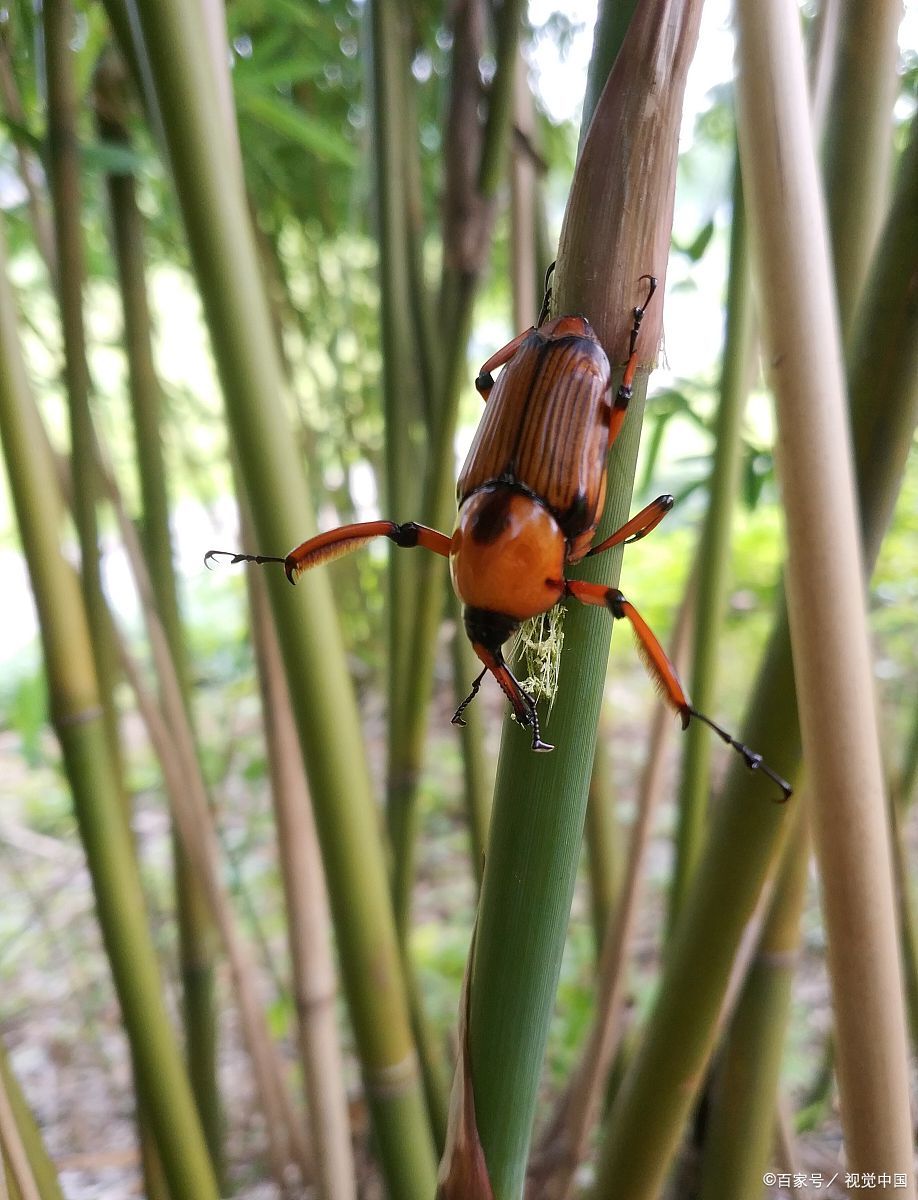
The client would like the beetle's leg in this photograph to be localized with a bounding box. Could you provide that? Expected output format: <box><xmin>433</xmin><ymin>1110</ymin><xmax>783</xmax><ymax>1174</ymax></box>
<box><xmin>564</xmin><ymin>579</ymin><xmax>792</xmax><ymax>800</ymax></box>
<box><xmin>206</xmin><ymin>520</ymin><xmax>451</xmax><ymax>584</ymax></box>
<box><xmin>537</xmin><ymin>260</ymin><xmax>556</xmax><ymax>326</ymax></box>
<box><xmin>609</xmin><ymin>275</ymin><xmax>658</xmax><ymax>450</ymax></box>
<box><xmin>586</xmin><ymin>494</ymin><xmax>674</xmax><ymax>558</ymax></box>
<box><xmin>451</xmin><ymin>666</ymin><xmax>488</xmax><ymax>727</ymax></box>
<box><xmin>475</xmin><ymin>328</ymin><xmax>534</xmax><ymax>402</ymax></box>
<box><xmin>469</xmin><ymin>642</ymin><xmax>554</xmax><ymax>751</ymax></box>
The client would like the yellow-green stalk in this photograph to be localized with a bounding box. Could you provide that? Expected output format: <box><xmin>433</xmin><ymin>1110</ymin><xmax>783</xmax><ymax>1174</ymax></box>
<box><xmin>0</xmin><ymin>212</ymin><xmax>219</xmax><ymax>1200</ymax></box>
<box><xmin>129</xmin><ymin>2</ymin><xmax>438</xmax><ymax>1191</ymax></box>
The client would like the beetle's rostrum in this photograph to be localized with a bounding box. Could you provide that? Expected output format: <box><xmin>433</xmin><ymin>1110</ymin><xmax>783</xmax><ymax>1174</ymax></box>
<box><xmin>205</xmin><ymin>269</ymin><xmax>793</xmax><ymax>800</ymax></box>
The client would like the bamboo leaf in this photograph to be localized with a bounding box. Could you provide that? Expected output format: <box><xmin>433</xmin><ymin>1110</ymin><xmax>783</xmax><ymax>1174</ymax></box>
<box><xmin>236</xmin><ymin>90</ymin><xmax>356</xmax><ymax>166</ymax></box>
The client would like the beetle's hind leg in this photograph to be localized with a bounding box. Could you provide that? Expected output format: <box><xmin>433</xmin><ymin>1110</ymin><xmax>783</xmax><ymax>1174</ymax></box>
<box><xmin>468</xmin><ymin>642</ymin><xmax>554</xmax><ymax>752</ymax></box>
<box><xmin>564</xmin><ymin>578</ymin><xmax>792</xmax><ymax>800</ymax></box>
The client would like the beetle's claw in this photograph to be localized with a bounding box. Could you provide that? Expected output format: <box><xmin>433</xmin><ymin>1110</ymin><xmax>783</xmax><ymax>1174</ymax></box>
<box><xmin>531</xmin><ymin>737</ymin><xmax>554</xmax><ymax>752</ymax></box>
<box><xmin>451</xmin><ymin>712</ymin><xmax>467</xmax><ymax>727</ymax></box>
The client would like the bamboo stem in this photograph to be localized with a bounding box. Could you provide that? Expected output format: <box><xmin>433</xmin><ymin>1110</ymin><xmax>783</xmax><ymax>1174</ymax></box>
<box><xmin>697</xmin><ymin>806</ymin><xmax>811</xmax><ymax>1200</ymax></box>
<box><xmin>130</xmin><ymin>2</ymin><xmax>437</xmax><ymax>1191</ymax></box>
<box><xmin>103</xmin><ymin>468</ymin><xmax>313</xmax><ymax>1186</ymax></box>
<box><xmin>0</xmin><ymin>211</ymin><xmax>220</xmax><ymax>1200</ymax></box>
<box><xmin>388</xmin><ymin>0</ymin><xmax>527</xmax><ymax>940</ymax></box>
<box><xmin>461</xmin><ymin>6</ymin><xmax>704</xmax><ymax>1195</ymax></box>
<box><xmin>735</xmin><ymin>4</ymin><xmax>914</xmax><ymax>1190</ymax></box>
<box><xmin>44</xmin><ymin>0</ymin><xmax>123</xmax><ymax>792</ymax></box>
<box><xmin>246</xmin><ymin>561</ymin><xmax>357</xmax><ymax>1200</ymax></box>
<box><xmin>0</xmin><ymin>1044</ymin><xmax>62</xmax><ymax>1200</ymax></box>
<box><xmin>93</xmin><ymin>50</ymin><xmax>222</xmax><ymax>1176</ymax></box>
<box><xmin>528</xmin><ymin>587</ymin><xmax>695</xmax><ymax>1200</ymax></box>
<box><xmin>668</xmin><ymin>166</ymin><xmax>755</xmax><ymax>925</ymax></box>
<box><xmin>821</xmin><ymin>0</ymin><xmax>902</xmax><ymax>341</ymax></box>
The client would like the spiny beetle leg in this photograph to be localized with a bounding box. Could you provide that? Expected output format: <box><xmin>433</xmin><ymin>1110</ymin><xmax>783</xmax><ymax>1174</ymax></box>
<box><xmin>452</xmin><ymin>667</ymin><xmax>488</xmax><ymax>727</ymax></box>
<box><xmin>686</xmin><ymin>708</ymin><xmax>793</xmax><ymax>802</ymax></box>
<box><xmin>204</xmin><ymin>549</ymin><xmax>287</xmax><ymax>570</ymax></box>
<box><xmin>470</xmin><ymin>641</ymin><xmax>554</xmax><ymax>752</ymax></box>
<box><xmin>537</xmin><ymin>260</ymin><xmax>556</xmax><ymax>327</ymax></box>
<box><xmin>587</xmin><ymin>494</ymin><xmax>674</xmax><ymax>558</ymax></box>
<box><xmin>608</xmin><ymin>275</ymin><xmax>659</xmax><ymax>450</ymax></box>
<box><xmin>564</xmin><ymin>577</ymin><xmax>792</xmax><ymax>800</ymax></box>
<box><xmin>205</xmin><ymin>520</ymin><xmax>451</xmax><ymax>585</ymax></box>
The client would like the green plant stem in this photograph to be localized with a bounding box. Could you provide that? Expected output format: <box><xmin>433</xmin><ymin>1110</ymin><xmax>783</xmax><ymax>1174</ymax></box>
<box><xmin>387</xmin><ymin>0</ymin><xmax>527</xmax><ymax>940</ymax></box>
<box><xmin>129</xmin><ymin>3</ymin><xmax>437</xmax><ymax>1193</ymax></box>
<box><xmin>451</xmin><ymin>602</ymin><xmax>493</xmax><ymax>884</ymax></box>
<box><xmin>0</xmin><ymin>1042</ymin><xmax>64</xmax><ymax>1200</ymax></box>
<box><xmin>822</xmin><ymin>0</ymin><xmax>902</xmax><ymax>342</ymax></box>
<box><xmin>464</xmin><ymin>6</ymin><xmax>704</xmax><ymax>1195</ymax></box>
<box><xmin>697</xmin><ymin>806</ymin><xmax>811</xmax><ymax>1200</ymax></box>
<box><xmin>44</xmin><ymin>0</ymin><xmax>122</xmax><ymax>787</ymax></box>
<box><xmin>579</xmin><ymin>0</ymin><xmax>640</xmax><ymax>152</ymax></box>
<box><xmin>368</xmin><ymin>0</ymin><xmax>424</xmax><ymax>803</ymax></box>
<box><xmin>668</xmin><ymin>165</ymin><xmax>754</xmax><ymax>927</ymax></box>
<box><xmin>94</xmin><ymin>51</ymin><xmax>221</xmax><ymax>1177</ymax></box>
<box><xmin>585</xmin><ymin>731</ymin><xmax>623</xmax><ymax>950</ymax></box>
<box><xmin>0</xmin><ymin>213</ymin><xmax>219</xmax><ymax>1200</ymax></box>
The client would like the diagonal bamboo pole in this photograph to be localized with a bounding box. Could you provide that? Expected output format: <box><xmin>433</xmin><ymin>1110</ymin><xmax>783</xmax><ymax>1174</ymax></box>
<box><xmin>734</xmin><ymin>4</ymin><xmax>914</xmax><ymax>1190</ymax></box>
<box><xmin>128</xmin><ymin>2</ymin><xmax>437</xmax><ymax>1192</ymax></box>
<box><xmin>821</xmin><ymin>0</ymin><xmax>902</xmax><ymax>344</ymax></box>
<box><xmin>0</xmin><ymin>214</ymin><xmax>220</xmax><ymax>1200</ymax></box>
<box><xmin>244</xmin><ymin>547</ymin><xmax>357</xmax><ymax>1200</ymax></box>
<box><xmin>93</xmin><ymin>51</ymin><xmax>222</xmax><ymax>1175</ymax></box>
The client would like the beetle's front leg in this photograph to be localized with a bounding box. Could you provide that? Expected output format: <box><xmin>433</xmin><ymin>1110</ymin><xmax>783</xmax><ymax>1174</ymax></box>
<box><xmin>608</xmin><ymin>275</ymin><xmax>658</xmax><ymax>449</ymax></box>
<box><xmin>205</xmin><ymin>519</ymin><xmax>452</xmax><ymax>584</ymax></box>
<box><xmin>475</xmin><ymin>328</ymin><xmax>534</xmax><ymax>402</ymax></box>
<box><xmin>467</xmin><ymin>641</ymin><xmax>554</xmax><ymax>752</ymax></box>
<box><xmin>586</xmin><ymin>494</ymin><xmax>674</xmax><ymax>558</ymax></box>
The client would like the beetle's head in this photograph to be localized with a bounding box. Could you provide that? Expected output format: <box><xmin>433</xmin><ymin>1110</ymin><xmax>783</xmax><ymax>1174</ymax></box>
<box><xmin>538</xmin><ymin>314</ymin><xmax>597</xmax><ymax>342</ymax></box>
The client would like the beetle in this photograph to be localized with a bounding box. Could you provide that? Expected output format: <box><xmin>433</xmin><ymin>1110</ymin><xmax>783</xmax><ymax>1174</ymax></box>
<box><xmin>207</xmin><ymin>270</ymin><xmax>791</xmax><ymax>799</ymax></box>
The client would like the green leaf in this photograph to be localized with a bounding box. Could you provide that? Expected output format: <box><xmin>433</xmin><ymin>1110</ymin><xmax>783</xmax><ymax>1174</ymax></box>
<box><xmin>236</xmin><ymin>91</ymin><xmax>356</xmax><ymax>167</ymax></box>
<box><xmin>673</xmin><ymin>217</ymin><xmax>715</xmax><ymax>261</ymax></box>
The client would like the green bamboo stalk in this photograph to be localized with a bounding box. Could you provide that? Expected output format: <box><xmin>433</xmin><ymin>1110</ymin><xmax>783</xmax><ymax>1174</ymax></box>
<box><xmin>697</xmin><ymin>806</ymin><xmax>811</xmax><ymax>1200</ymax></box>
<box><xmin>527</xmin><ymin>571</ymin><xmax>696</xmax><ymax>1200</ymax></box>
<box><xmin>735</xmin><ymin>4</ymin><xmax>913</xmax><ymax>1169</ymax></box>
<box><xmin>459</xmin><ymin>7</ymin><xmax>704</xmax><ymax>1196</ymax></box>
<box><xmin>44</xmin><ymin>0</ymin><xmax>122</xmax><ymax>786</ymax></box>
<box><xmin>0</xmin><ymin>1042</ymin><xmax>64</xmax><ymax>1200</ymax></box>
<box><xmin>93</xmin><ymin>51</ymin><xmax>221</xmax><ymax>1176</ymax></box>
<box><xmin>0</xmin><ymin>216</ymin><xmax>219</xmax><ymax>1200</ymax></box>
<box><xmin>451</xmin><ymin>603</ymin><xmax>493</xmax><ymax>885</ymax></box>
<box><xmin>579</xmin><ymin>0</ymin><xmax>640</xmax><ymax>152</ymax></box>
<box><xmin>822</xmin><ymin>0</ymin><xmax>902</xmax><ymax>342</ymax></box>
<box><xmin>0</xmin><ymin>34</ymin><xmax>56</xmax><ymax>282</ymax></box>
<box><xmin>668</xmin><ymin>165</ymin><xmax>755</xmax><ymax>926</ymax></box>
<box><xmin>692</xmin><ymin>19</ymin><xmax>911</xmax><ymax>1182</ymax></box>
<box><xmin>584</xmin><ymin>731</ymin><xmax>623</xmax><ymax>951</ymax></box>
<box><xmin>245</xmin><ymin>561</ymin><xmax>357</xmax><ymax>1200</ymax></box>
<box><xmin>388</xmin><ymin>0</ymin><xmax>527</xmax><ymax>937</ymax></box>
<box><xmin>129</xmin><ymin>2</ymin><xmax>437</xmax><ymax>1193</ymax></box>
<box><xmin>590</xmin><ymin>39</ymin><xmax>918</xmax><ymax>1200</ymax></box>
<box><xmin>367</xmin><ymin>0</ymin><xmax>424</xmax><ymax>825</ymax></box>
